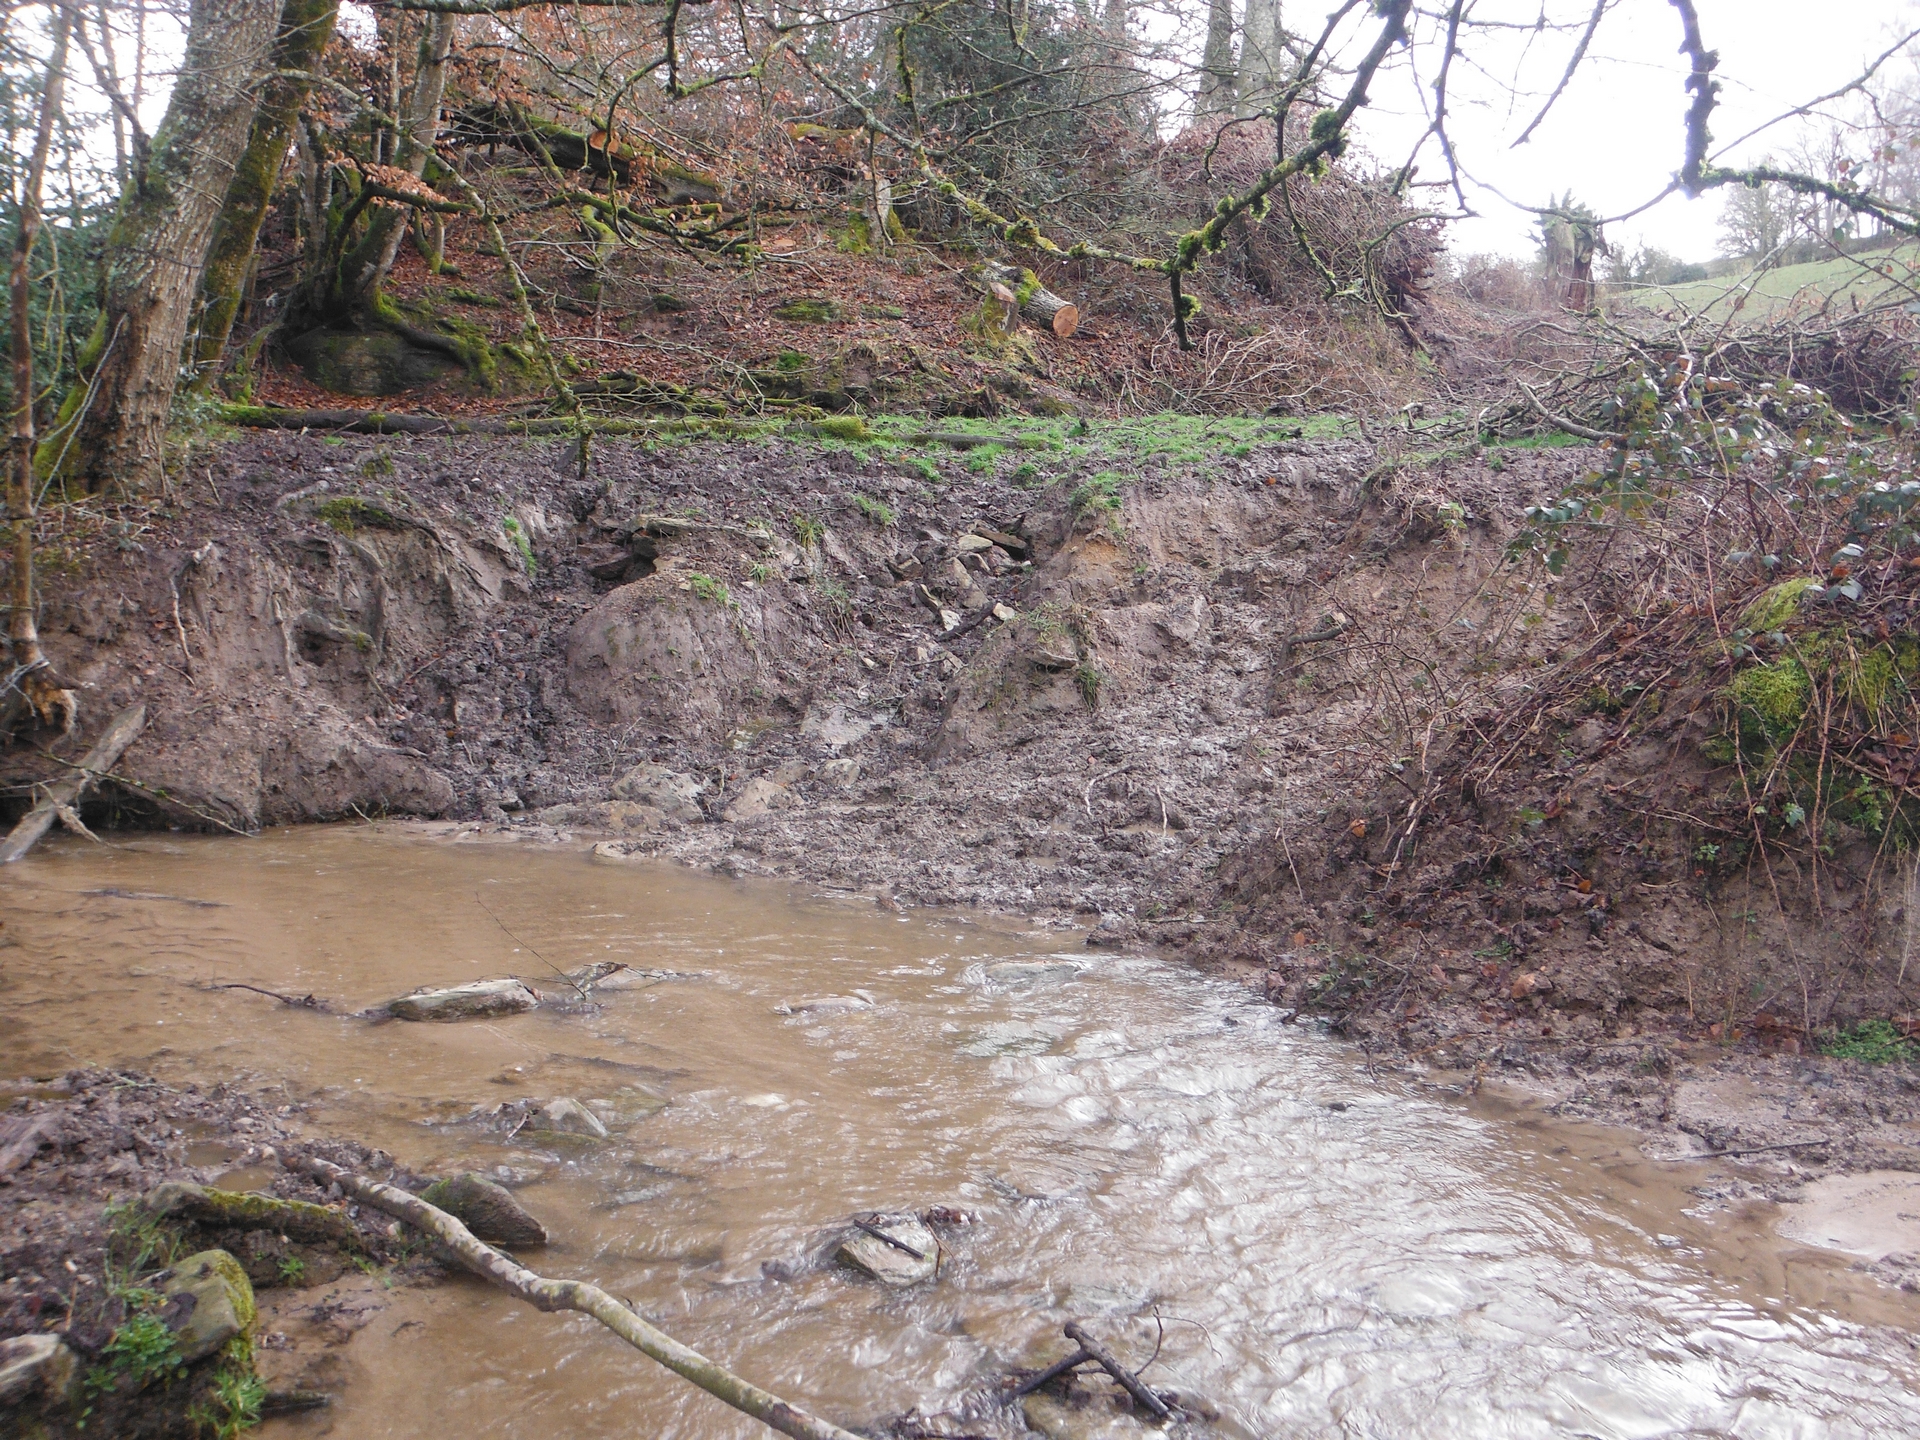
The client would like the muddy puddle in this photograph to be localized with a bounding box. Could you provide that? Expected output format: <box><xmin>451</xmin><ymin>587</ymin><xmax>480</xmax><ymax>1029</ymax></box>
<box><xmin>4</xmin><ymin>825</ymin><xmax>1919</xmax><ymax>1437</ymax></box>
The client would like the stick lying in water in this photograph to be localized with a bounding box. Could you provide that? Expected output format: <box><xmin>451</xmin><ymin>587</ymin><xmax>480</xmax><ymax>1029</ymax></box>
<box><xmin>275</xmin><ymin>1151</ymin><xmax>866</xmax><ymax>1440</ymax></box>
<box><xmin>1063</xmin><ymin>1321</ymin><xmax>1173</xmax><ymax>1420</ymax></box>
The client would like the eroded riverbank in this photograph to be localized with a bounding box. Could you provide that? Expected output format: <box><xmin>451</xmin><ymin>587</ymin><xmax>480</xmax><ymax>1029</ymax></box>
<box><xmin>5</xmin><ymin>825</ymin><xmax>1920</xmax><ymax>1437</ymax></box>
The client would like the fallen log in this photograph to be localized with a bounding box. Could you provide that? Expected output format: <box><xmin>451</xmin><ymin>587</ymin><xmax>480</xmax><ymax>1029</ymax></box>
<box><xmin>218</xmin><ymin>406</ymin><xmax>768</xmax><ymax>440</ymax></box>
<box><xmin>0</xmin><ymin>703</ymin><xmax>145</xmax><ymax>865</ymax></box>
<box><xmin>903</xmin><ymin>431</ymin><xmax>1051</xmax><ymax>451</ymax></box>
<box><xmin>973</xmin><ymin>262</ymin><xmax>1078</xmax><ymax>339</ymax></box>
<box><xmin>139</xmin><ymin>1181</ymin><xmax>362</xmax><ymax>1248</ymax></box>
<box><xmin>277</xmin><ymin>1151</ymin><xmax>867</xmax><ymax>1440</ymax></box>
<box><xmin>453</xmin><ymin>99</ymin><xmax>635</xmax><ymax>183</ymax></box>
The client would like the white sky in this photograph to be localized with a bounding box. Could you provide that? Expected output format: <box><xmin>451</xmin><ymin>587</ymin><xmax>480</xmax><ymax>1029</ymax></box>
<box><xmin>1342</xmin><ymin>0</ymin><xmax>1919</xmax><ymax>262</ymax></box>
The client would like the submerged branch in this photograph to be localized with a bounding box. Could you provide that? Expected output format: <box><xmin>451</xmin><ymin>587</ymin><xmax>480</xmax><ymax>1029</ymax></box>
<box><xmin>276</xmin><ymin>1151</ymin><xmax>869</xmax><ymax>1440</ymax></box>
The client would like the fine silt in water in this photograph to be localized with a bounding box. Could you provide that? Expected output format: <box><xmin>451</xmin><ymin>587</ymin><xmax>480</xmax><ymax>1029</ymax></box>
<box><xmin>3</xmin><ymin>825</ymin><xmax>1916</xmax><ymax>1438</ymax></box>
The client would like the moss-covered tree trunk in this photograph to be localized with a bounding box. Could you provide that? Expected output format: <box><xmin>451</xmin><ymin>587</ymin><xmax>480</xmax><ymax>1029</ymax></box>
<box><xmin>44</xmin><ymin>0</ymin><xmax>282</xmax><ymax>494</ymax></box>
<box><xmin>191</xmin><ymin>0</ymin><xmax>340</xmax><ymax>378</ymax></box>
<box><xmin>289</xmin><ymin>11</ymin><xmax>458</xmax><ymax>333</ymax></box>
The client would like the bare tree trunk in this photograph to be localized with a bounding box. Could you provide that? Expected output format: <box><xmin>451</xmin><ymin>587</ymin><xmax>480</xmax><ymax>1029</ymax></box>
<box><xmin>1197</xmin><ymin>0</ymin><xmax>1238</xmax><ymax>117</ymax></box>
<box><xmin>1236</xmin><ymin>0</ymin><xmax>1282</xmax><ymax>117</ymax></box>
<box><xmin>1104</xmin><ymin>0</ymin><xmax>1127</xmax><ymax>40</ymax></box>
<box><xmin>336</xmin><ymin>12</ymin><xmax>459</xmax><ymax>309</ymax></box>
<box><xmin>44</xmin><ymin>0</ymin><xmax>281</xmax><ymax>495</ymax></box>
<box><xmin>192</xmin><ymin>0</ymin><xmax>340</xmax><ymax>377</ymax></box>
<box><xmin>7</xmin><ymin>9</ymin><xmax>77</xmax><ymax>732</ymax></box>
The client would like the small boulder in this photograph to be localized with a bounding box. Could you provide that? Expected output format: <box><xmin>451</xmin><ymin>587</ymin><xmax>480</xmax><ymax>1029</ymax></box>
<box><xmin>387</xmin><ymin>977</ymin><xmax>540</xmax><ymax>1022</ymax></box>
<box><xmin>611</xmin><ymin>763</ymin><xmax>707</xmax><ymax>821</ymax></box>
<box><xmin>526</xmin><ymin>1097</ymin><xmax>609</xmax><ymax>1139</ymax></box>
<box><xmin>723</xmin><ymin>776</ymin><xmax>796</xmax><ymax>822</ymax></box>
<box><xmin>976</xmin><ymin>527</ymin><xmax>1030</xmax><ymax>560</ymax></box>
<box><xmin>956</xmin><ymin>534</ymin><xmax>995</xmax><ymax>553</ymax></box>
<box><xmin>419</xmin><ymin>1173</ymin><xmax>549</xmax><ymax>1246</ymax></box>
<box><xmin>0</xmin><ymin>1333</ymin><xmax>78</xmax><ymax>1409</ymax></box>
<box><xmin>833</xmin><ymin>1214</ymin><xmax>938</xmax><ymax>1286</ymax></box>
<box><xmin>157</xmin><ymin>1249</ymin><xmax>255</xmax><ymax>1363</ymax></box>
<box><xmin>592</xmin><ymin>1084</ymin><xmax>670</xmax><ymax>1125</ymax></box>
<box><xmin>816</xmin><ymin>757</ymin><xmax>861</xmax><ymax>789</ymax></box>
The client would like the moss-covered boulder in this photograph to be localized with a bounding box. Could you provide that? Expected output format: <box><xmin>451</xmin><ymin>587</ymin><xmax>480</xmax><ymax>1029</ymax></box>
<box><xmin>419</xmin><ymin>1173</ymin><xmax>549</xmax><ymax>1246</ymax></box>
<box><xmin>140</xmin><ymin>1181</ymin><xmax>358</xmax><ymax>1248</ymax></box>
<box><xmin>157</xmin><ymin>1250</ymin><xmax>255</xmax><ymax>1363</ymax></box>
<box><xmin>283</xmin><ymin>327</ymin><xmax>464</xmax><ymax>396</ymax></box>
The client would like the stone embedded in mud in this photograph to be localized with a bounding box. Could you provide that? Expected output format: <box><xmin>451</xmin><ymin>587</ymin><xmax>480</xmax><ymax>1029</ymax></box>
<box><xmin>527</xmin><ymin>1097</ymin><xmax>610</xmax><ymax>1139</ymax></box>
<box><xmin>956</xmin><ymin>534</ymin><xmax>995</xmax><ymax>553</ymax></box>
<box><xmin>833</xmin><ymin>1214</ymin><xmax>938</xmax><ymax>1285</ymax></box>
<box><xmin>816</xmin><ymin>757</ymin><xmax>861</xmax><ymax>788</ymax></box>
<box><xmin>723</xmin><ymin>776</ymin><xmax>796</xmax><ymax>822</ymax></box>
<box><xmin>420</xmin><ymin>1172</ymin><xmax>549</xmax><ymax>1246</ymax></box>
<box><xmin>610</xmin><ymin>762</ymin><xmax>708</xmax><ymax>821</ymax></box>
<box><xmin>976</xmin><ymin>527</ymin><xmax>1030</xmax><ymax>560</ymax></box>
<box><xmin>0</xmin><ymin>1333</ymin><xmax>78</xmax><ymax>1409</ymax></box>
<box><xmin>157</xmin><ymin>1249</ymin><xmax>256</xmax><ymax>1363</ymax></box>
<box><xmin>387</xmin><ymin>977</ymin><xmax>541</xmax><ymax>1022</ymax></box>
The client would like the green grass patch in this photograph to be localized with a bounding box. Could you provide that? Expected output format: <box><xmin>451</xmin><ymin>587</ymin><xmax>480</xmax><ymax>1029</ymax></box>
<box><xmin>502</xmin><ymin>515</ymin><xmax>535</xmax><ymax>572</ymax></box>
<box><xmin>92</xmin><ymin>1312</ymin><xmax>186</xmax><ymax>1394</ymax></box>
<box><xmin>1620</xmin><ymin>242</ymin><xmax>1919</xmax><ymax>320</ymax></box>
<box><xmin>686</xmin><ymin>571</ymin><xmax>732</xmax><ymax>606</ymax></box>
<box><xmin>1070</xmin><ymin>471</ymin><xmax>1124</xmax><ymax>516</ymax></box>
<box><xmin>1818</xmin><ymin>1019</ymin><xmax>1919</xmax><ymax>1064</ymax></box>
<box><xmin>852</xmin><ymin>493</ymin><xmax>895</xmax><ymax>527</ymax></box>
<box><xmin>861</xmin><ymin>411</ymin><xmax>1352</xmax><ymax>475</ymax></box>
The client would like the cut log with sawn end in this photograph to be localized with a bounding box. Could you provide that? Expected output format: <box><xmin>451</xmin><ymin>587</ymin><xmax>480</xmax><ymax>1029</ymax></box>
<box><xmin>972</xmin><ymin>262</ymin><xmax>1079</xmax><ymax>339</ymax></box>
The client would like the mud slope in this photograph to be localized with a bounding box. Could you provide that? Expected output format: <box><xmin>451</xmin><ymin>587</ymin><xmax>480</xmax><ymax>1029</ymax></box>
<box><xmin>9</xmin><ymin>426</ymin><xmax>1913</xmax><ymax>1085</ymax></box>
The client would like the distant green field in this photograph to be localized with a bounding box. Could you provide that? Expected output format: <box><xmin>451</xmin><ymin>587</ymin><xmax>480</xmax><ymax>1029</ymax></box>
<box><xmin>1619</xmin><ymin>243</ymin><xmax>1919</xmax><ymax>319</ymax></box>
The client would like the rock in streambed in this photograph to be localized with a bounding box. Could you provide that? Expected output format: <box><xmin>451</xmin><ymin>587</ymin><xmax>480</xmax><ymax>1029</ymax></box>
<box><xmin>385</xmin><ymin>977</ymin><xmax>541</xmax><ymax>1021</ymax></box>
<box><xmin>419</xmin><ymin>1172</ymin><xmax>549</xmax><ymax>1245</ymax></box>
<box><xmin>834</xmin><ymin>1213</ymin><xmax>938</xmax><ymax>1285</ymax></box>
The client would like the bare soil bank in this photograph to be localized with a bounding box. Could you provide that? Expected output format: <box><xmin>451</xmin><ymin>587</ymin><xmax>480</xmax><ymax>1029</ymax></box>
<box><xmin>8</xmin><ymin>423</ymin><xmax>1920</xmax><ymax>1170</ymax></box>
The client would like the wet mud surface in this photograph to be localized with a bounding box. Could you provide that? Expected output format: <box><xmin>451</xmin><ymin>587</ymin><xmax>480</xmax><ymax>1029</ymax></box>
<box><xmin>4</xmin><ymin>427</ymin><xmax>1919</xmax><ymax>1220</ymax></box>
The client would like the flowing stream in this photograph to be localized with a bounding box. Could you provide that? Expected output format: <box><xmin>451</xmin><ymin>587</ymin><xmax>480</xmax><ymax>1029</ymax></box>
<box><xmin>3</xmin><ymin>825</ymin><xmax>1918</xmax><ymax>1439</ymax></box>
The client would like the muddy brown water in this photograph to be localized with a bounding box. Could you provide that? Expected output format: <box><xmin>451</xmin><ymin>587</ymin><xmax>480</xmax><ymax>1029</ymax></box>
<box><xmin>4</xmin><ymin>825</ymin><xmax>1919</xmax><ymax>1438</ymax></box>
